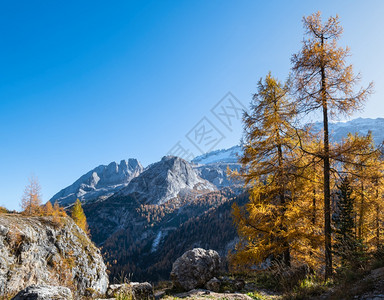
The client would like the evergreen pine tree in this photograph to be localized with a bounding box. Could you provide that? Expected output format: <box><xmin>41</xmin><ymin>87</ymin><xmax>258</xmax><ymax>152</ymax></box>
<box><xmin>333</xmin><ymin>176</ymin><xmax>357</xmax><ymax>267</ymax></box>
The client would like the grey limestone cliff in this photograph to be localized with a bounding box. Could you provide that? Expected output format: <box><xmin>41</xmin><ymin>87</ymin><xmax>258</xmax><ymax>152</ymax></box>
<box><xmin>0</xmin><ymin>214</ymin><xmax>108</xmax><ymax>297</ymax></box>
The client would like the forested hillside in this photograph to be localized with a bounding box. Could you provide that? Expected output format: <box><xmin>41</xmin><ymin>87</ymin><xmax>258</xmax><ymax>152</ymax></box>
<box><xmin>83</xmin><ymin>188</ymin><xmax>245</xmax><ymax>282</ymax></box>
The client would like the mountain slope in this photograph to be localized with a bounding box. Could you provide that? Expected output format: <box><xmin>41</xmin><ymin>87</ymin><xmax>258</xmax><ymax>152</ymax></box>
<box><xmin>93</xmin><ymin>188</ymin><xmax>246</xmax><ymax>282</ymax></box>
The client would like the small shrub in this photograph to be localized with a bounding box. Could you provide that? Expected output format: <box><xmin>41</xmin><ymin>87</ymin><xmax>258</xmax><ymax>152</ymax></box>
<box><xmin>246</xmin><ymin>292</ymin><xmax>267</xmax><ymax>300</ymax></box>
<box><xmin>371</xmin><ymin>245</ymin><xmax>384</xmax><ymax>270</ymax></box>
<box><xmin>283</xmin><ymin>276</ymin><xmax>331</xmax><ymax>300</ymax></box>
<box><xmin>114</xmin><ymin>285</ymin><xmax>133</xmax><ymax>300</ymax></box>
<box><xmin>0</xmin><ymin>292</ymin><xmax>18</xmax><ymax>300</ymax></box>
<box><xmin>49</xmin><ymin>251</ymin><xmax>76</xmax><ymax>293</ymax></box>
<box><xmin>247</xmin><ymin>271</ymin><xmax>279</xmax><ymax>291</ymax></box>
<box><xmin>114</xmin><ymin>270</ymin><xmax>133</xmax><ymax>284</ymax></box>
<box><xmin>155</xmin><ymin>280</ymin><xmax>172</xmax><ymax>291</ymax></box>
<box><xmin>6</xmin><ymin>227</ymin><xmax>23</xmax><ymax>256</ymax></box>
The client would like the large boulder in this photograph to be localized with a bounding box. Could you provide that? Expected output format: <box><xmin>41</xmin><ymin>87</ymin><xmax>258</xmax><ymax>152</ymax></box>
<box><xmin>170</xmin><ymin>248</ymin><xmax>221</xmax><ymax>291</ymax></box>
<box><xmin>11</xmin><ymin>285</ymin><xmax>72</xmax><ymax>300</ymax></box>
<box><xmin>0</xmin><ymin>215</ymin><xmax>108</xmax><ymax>297</ymax></box>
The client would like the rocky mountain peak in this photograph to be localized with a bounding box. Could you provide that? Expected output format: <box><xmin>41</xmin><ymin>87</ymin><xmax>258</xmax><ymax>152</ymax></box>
<box><xmin>49</xmin><ymin>158</ymin><xmax>143</xmax><ymax>206</ymax></box>
<box><xmin>120</xmin><ymin>156</ymin><xmax>217</xmax><ymax>205</ymax></box>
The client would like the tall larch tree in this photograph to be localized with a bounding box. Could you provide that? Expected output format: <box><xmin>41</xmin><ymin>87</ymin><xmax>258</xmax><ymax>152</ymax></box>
<box><xmin>71</xmin><ymin>199</ymin><xmax>89</xmax><ymax>234</ymax></box>
<box><xmin>291</xmin><ymin>12</ymin><xmax>373</xmax><ymax>278</ymax></box>
<box><xmin>232</xmin><ymin>73</ymin><xmax>299</xmax><ymax>268</ymax></box>
<box><xmin>21</xmin><ymin>175</ymin><xmax>42</xmax><ymax>215</ymax></box>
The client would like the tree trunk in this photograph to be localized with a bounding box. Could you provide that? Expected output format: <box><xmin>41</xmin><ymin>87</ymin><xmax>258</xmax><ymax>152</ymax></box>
<box><xmin>277</xmin><ymin>141</ymin><xmax>291</xmax><ymax>267</ymax></box>
<box><xmin>358</xmin><ymin>183</ymin><xmax>365</xmax><ymax>240</ymax></box>
<box><xmin>376</xmin><ymin>187</ymin><xmax>380</xmax><ymax>248</ymax></box>
<box><xmin>321</xmin><ymin>35</ymin><xmax>333</xmax><ymax>280</ymax></box>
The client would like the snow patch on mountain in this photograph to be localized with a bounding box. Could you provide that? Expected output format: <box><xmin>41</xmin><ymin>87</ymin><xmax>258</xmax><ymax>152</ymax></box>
<box><xmin>151</xmin><ymin>231</ymin><xmax>163</xmax><ymax>253</ymax></box>
<box><xmin>192</xmin><ymin>145</ymin><xmax>242</xmax><ymax>165</ymax></box>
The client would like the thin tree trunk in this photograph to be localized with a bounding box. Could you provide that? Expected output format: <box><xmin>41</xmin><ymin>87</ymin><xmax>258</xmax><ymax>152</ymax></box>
<box><xmin>277</xmin><ymin>139</ymin><xmax>291</xmax><ymax>267</ymax></box>
<box><xmin>312</xmin><ymin>189</ymin><xmax>317</xmax><ymax>225</ymax></box>
<box><xmin>376</xmin><ymin>187</ymin><xmax>380</xmax><ymax>248</ymax></box>
<box><xmin>358</xmin><ymin>183</ymin><xmax>365</xmax><ymax>240</ymax></box>
<box><xmin>321</xmin><ymin>35</ymin><xmax>333</xmax><ymax>280</ymax></box>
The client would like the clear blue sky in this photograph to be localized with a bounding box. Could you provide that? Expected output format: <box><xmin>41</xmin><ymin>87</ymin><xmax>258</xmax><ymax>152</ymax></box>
<box><xmin>1</xmin><ymin>0</ymin><xmax>384</xmax><ymax>210</ymax></box>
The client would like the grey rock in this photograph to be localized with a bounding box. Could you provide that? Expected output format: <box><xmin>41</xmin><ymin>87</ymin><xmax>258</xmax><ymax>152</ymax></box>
<box><xmin>371</xmin><ymin>267</ymin><xmax>384</xmax><ymax>278</ymax></box>
<box><xmin>0</xmin><ymin>224</ymin><xmax>8</xmax><ymax>236</ymax></box>
<box><xmin>194</xmin><ymin>163</ymin><xmax>241</xmax><ymax>189</ymax></box>
<box><xmin>11</xmin><ymin>285</ymin><xmax>73</xmax><ymax>300</ymax></box>
<box><xmin>106</xmin><ymin>282</ymin><xmax>154</xmax><ymax>300</ymax></box>
<box><xmin>234</xmin><ymin>280</ymin><xmax>245</xmax><ymax>291</ymax></box>
<box><xmin>171</xmin><ymin>248</ymin><xmax>221</xmax><ymax>291</ymax></box>
<box><xmin>174</xmin><ymin>289</ymin><xmax>253</xmax><ymax>300</ymax></box>
<box><xmin>106</xmin><ymin>284</ymin><xmax>130</xmax><ymax>298</ymax></box>
<box><xmin>0</xmin><ymin>215</ymin><xmax>108</xmax><ymax>296</ymax></box>
<box><xmin>50</xmin><ymin>159</ymin><xmax>143</xmax><ymax>206</ymax></box>
<box><xmin>205</xmin><ymin>277</ymin><xmax>221</xmax><ymax>292</ymax></box>
<box><xmin>131</xmin><ymin>282</ymin><xmax>154</xmax><ymax>300</ymax></box>
<box><xmin>121</xmin><ymin>156</ymin><xmax>216</xmax><ymax>205</ymax></box>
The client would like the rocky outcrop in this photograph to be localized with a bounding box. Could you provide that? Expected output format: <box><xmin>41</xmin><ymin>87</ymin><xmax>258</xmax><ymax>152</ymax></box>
<box><xmin>194</xmin><ymin>163</ymin><xmax>241</xmax><ymax>189</ymax></box>
<box><xmin>50</xmin><ymin>159</ymin><xmax>143</xmax><ymax>206</ymax></box>
<box><xmin>170</xmin><ymin>248</ymin><xmax>221</xmax><ymax>291</ymax></box>
<box><xmin>173</xmin><ymin>289</ymin><xmax>253</xmax><ymax>300</ymax></box>
<box><xmin>0</xmin><ymin>214</ymin><xmax>108</xmax><ymax>296</ymax></box>
<box><xmin>121</xmin><ymin>156</ymin><xmax>217</xmax><ymax>205</ymax></box>
<box><xmin>205</xmin><ymin>277</ymin><xmax>221</xmax><ymax>292</ymax></box>
<box><xmin>12</xmin><ymin>285</ymin><xmax>73</xmax><ymax>300</ymax></box>
<box><xmin>130</xmin><ymin>282</ymin><xmax>155</xmax><ymax>300</ymax></box>
<box><xmin>106</xmin><ymin>282</ymin><xmax>154</xmax><ymax>300</ymax></box>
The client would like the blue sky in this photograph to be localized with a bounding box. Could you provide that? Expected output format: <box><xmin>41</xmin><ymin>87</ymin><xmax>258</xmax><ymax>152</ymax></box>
<box><xmin>1</xmin><ymin>1</ymin><xmax>384</xmax><ymax>210</ymax></box>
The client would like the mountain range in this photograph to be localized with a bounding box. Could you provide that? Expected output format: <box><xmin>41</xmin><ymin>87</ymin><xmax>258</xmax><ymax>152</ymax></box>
<box><xmin>50</xmin><ymin>159</ymin><xmax>143</xmax><ymax>206</ymax></box>
<box><xmin>48</xmin><ymin>117</ymin><xmax>384</xmax><ymax>282</ymax></box>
